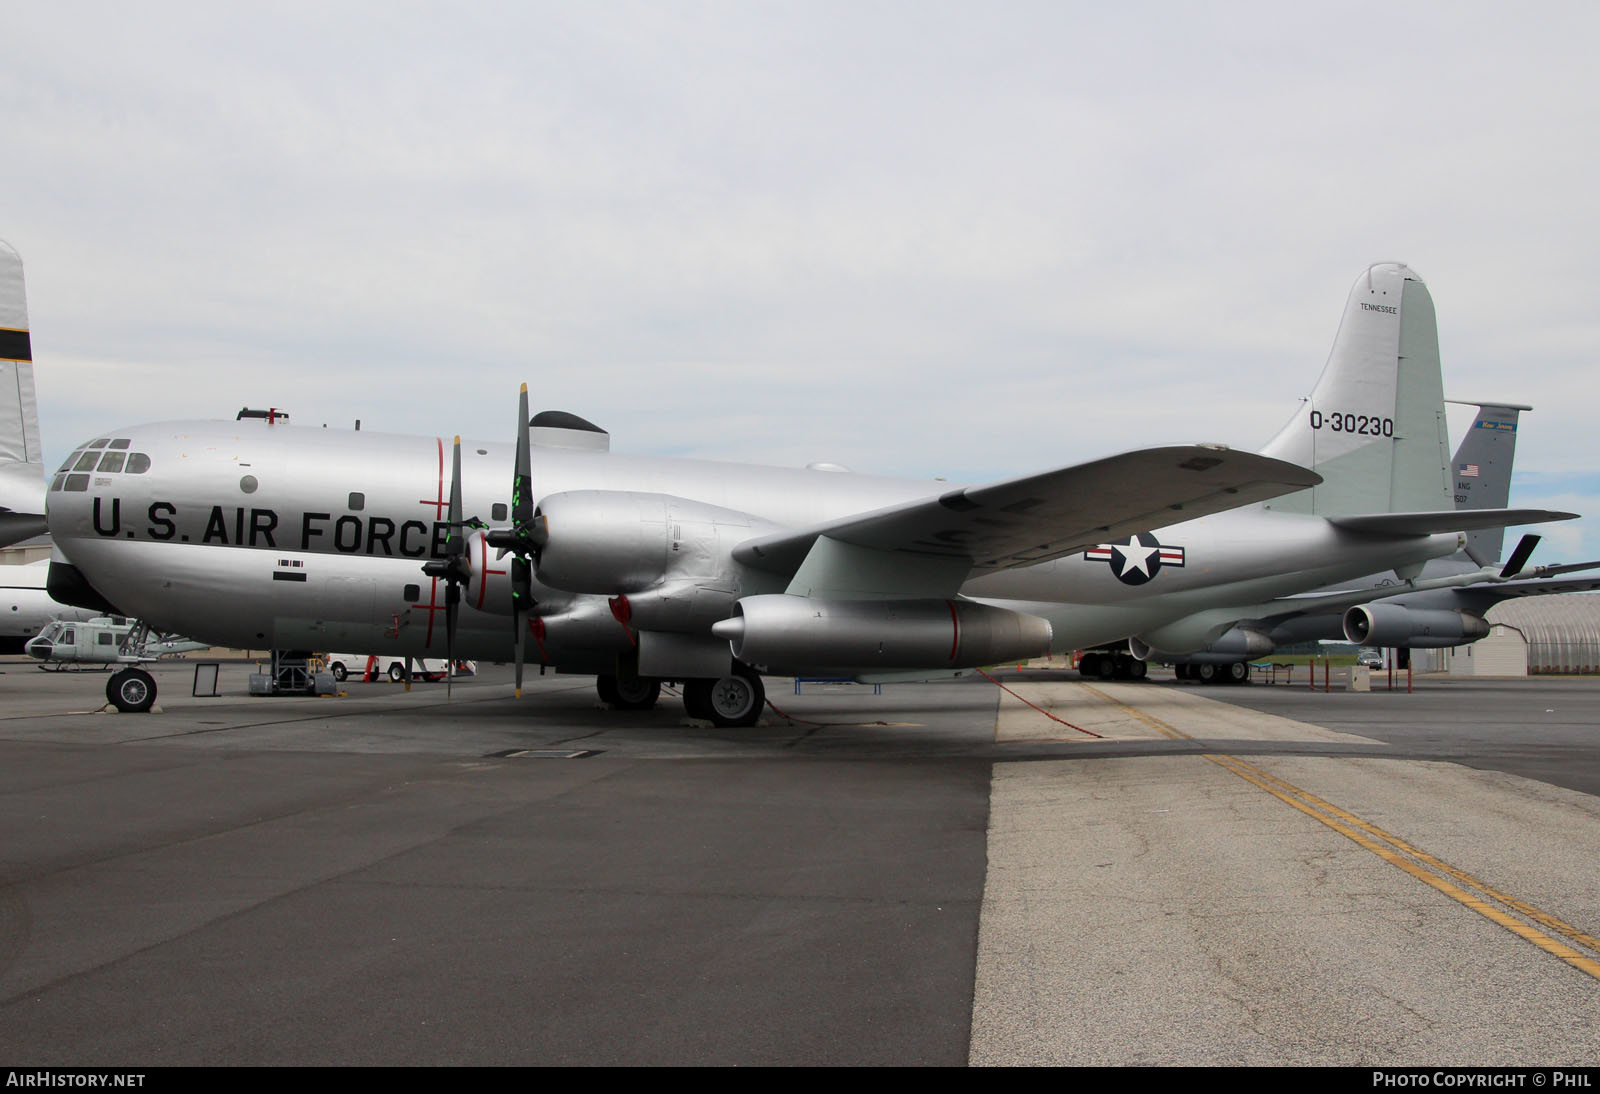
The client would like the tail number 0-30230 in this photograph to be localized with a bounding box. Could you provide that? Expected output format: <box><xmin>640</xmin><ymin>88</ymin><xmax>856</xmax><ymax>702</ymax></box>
<box><xmin>1309</xmin><ymin>410</ymin><xmax>1393</xmax><ymax>437</ymax></box>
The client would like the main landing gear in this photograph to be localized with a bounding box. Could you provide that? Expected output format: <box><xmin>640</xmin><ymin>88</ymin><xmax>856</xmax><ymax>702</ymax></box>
<box><xmin>593</xmin><ymin>665</ymin><xmax>766</xmax><ymax>728</ymax></box>
<box><xmin>1077</xmin><ymin>650</ymin><xmax>1147</xmax><ymax>681</ymax></box>
<box><xmin>1175</xmin><ymin>661</ymin><xmax>1251</xmax><ymax>685</ymax></box>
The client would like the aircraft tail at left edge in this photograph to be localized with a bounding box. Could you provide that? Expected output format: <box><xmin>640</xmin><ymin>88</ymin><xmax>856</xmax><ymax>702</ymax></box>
<box><xmin>0</xmin><ymin>239</ymin><xmax>47</xmax><ymax>547</ymax></box>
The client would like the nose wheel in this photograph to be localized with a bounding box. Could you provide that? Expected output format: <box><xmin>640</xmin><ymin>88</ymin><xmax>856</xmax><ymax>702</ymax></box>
<box><xmin>107</xmin><ymin>667</ymin><xmax>157</xmax><ymax>713</ymax></box>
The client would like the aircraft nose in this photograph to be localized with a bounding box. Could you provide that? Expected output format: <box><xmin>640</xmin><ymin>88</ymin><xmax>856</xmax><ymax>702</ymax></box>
<box><xmin>46</xmin><ymin>429</ymin><xmax>160</xmax><ymax>541</ymax></box>
<box><xmin>24</xmin><ymin>638</ymin><xmax>50</xmax><ymax>660</ymax></box>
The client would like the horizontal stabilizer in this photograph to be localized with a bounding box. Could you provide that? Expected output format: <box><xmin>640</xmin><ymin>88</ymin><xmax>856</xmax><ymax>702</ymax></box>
<box><xmin>1489</xmin><ymin>574</ymin><xmax>1600</xmax><ymax>598</ymax></box>
<box><xmin>735</xmin><ymin>445</ymin><xmax>1320</xmax><ymax>581</ymax></box>
<box><xmin>1328</xmin><ymin>508</ymin><xmax>1577</xmax><ymax>536</ymax></box>
<box><xmin>1531</xmin><ymin>559</ymin><xmax>1600</xmax><ymax>578</ymax></box>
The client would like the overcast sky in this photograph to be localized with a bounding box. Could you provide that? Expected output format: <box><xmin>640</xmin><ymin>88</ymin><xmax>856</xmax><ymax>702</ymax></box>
<box><xmin>6</xmin><ymin>1</ymin><xmax>1598</xmax><ymax>561</ymax></box>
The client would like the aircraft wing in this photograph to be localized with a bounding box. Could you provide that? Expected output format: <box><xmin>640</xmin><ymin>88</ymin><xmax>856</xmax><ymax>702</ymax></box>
<box><xmin>733</xmin><ymin>445</ymin><xmax>1320</xmax><ymax>595</ymax></box>
<box><xmin>1241</xmin><ymin>562</ymin><xmax>1600</xmax><ymax>628</ymax></box>
<box><xmin>1328</xmin><ymin>508</ymin><xmax>1578</xmax><ymax>535</ymax></box>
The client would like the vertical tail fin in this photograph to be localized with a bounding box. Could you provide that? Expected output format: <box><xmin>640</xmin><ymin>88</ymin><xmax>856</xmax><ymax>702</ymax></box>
<box><xmin>1258</xmin><ymin>262</ymin><xmax>1451</xmax><ymax>517</ymax></box>
<box><xmin>1448</xmin><ymin>400</ymin><xmax>1529</xmax><ymax>564</ymax></box>
<box><xmin>0</xmin><ymin>240</ymin><xmax>47</xmax><ymax>546</ymax></box>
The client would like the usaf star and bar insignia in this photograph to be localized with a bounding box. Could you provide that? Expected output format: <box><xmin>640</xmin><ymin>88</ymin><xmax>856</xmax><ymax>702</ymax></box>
<box><xmin>1084</xmin><ymin>532</ymin><xmax>1186</xmax><ymax>585</ymax></box>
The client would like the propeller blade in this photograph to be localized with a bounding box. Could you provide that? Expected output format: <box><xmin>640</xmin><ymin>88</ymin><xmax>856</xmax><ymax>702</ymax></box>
<box><xmin>1501</xmin><ymin>534</ymin><xmax>1540</xmax><ymax>578</ymax></box>
<box><xmin>446</xmin><ymin>583</ymin><xmax>460</xmax><ymax>701</ymax></box>
<box><xmin>514</xmin><ymin>384</ymin><xmax>533</xmax><ymax>531</ymax></box>
<box><xmin>448</xmin><ymin>436</ymin><xmax>464</xmax><ymax>549</ymax></box>
<box><xmin>512</xmin><ymin>556</ymin><xmax>532</xmax><ymax>699</ymax></box>
<box><xmin>514</xmin><ymin>611</ymin><xmax>526</xmax><ymax>699</ymax></box>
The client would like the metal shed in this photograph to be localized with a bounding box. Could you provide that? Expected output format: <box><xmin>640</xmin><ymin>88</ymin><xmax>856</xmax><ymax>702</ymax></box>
<box><xmin>1446</xmin><ymin>592</ymin><xmax>1600</xmax><ymax>675</ymax></box>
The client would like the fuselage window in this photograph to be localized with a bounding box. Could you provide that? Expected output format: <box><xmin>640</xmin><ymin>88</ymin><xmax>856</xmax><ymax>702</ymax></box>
<box><xmin>97</xmin><ymin>632</ymin><xmax>114</xmax><ymax>645</ymax></box>
<box><xmin>403</xmin><ymin>583</ymin><xmax>421</xmax><ymax>603</ymax></box>
<box><xmin>349</xmin><ymin>492</ymin><xmax>365</xmax><ymax>511</ymax></box>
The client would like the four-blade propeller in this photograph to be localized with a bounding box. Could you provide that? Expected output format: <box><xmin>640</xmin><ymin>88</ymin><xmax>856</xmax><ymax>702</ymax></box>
<box><xmin>480</xmin><ymin>385</ymin><xmax>547</xmax><ymax>697</ymax></box>
<box><xmin>419</xmin><ymin>436</ymin><xmax>475</xmax><ymax>699</ymax></box>
<box><xmin>416</xmin><ymin>388</ymin><xmax>554</xmax><ymax>701</ymax></box>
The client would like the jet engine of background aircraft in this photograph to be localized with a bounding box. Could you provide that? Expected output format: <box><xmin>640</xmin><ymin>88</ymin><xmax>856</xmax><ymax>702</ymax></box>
<box><xmin>1342</xmin><ymin>604</ymin><xmax>1491</xmax><ymax>648</ymax></box>
<box><xmin>1127</xmin><ymin>627</ymin><xmax>1275</xmax><ymax>666</ymax></box>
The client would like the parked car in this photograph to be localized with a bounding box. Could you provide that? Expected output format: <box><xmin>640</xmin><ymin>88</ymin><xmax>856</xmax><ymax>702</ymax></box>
<box><xmin>322</xmin><ymin>654</ymin><xmax>476</xmax><ymax>683</ymax></box>
<box><xmin>1356</xmin><ymin>648</ymin><xmax>1386</xmax><ymax>670</ymax></box>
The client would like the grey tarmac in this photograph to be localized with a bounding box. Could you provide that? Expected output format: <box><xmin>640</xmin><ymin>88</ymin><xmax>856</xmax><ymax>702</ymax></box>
<box><xmin>0</xmin><ymin>658</ymin><xmax>1596</xmax><ymax>1065</ymax></box>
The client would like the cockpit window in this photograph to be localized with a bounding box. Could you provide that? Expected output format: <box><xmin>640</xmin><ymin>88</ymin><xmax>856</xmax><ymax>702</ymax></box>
<box><xmin>109</xmin><ymin>438</ymin><xmax>131</xmax><ymax>450</ymax></box>
<box><xmin>126</xmin><ymin>453</ymin><xmax>151</xmax><ymax>474</ymax></box>
<box><xmin>64</xmin><ymin>474</ymin><xmax>89</xmax><ymax>492</ymax></box>
<box><xmin>72</xmin><ymin>451</ymin><xmax>99</xmax><ymax>472</ymax></box>
<box><xmin>87</xmin><ymin>439</ymin><xmax>109</xmax><ymax>449</ymax></box>
<box><xmin>50</xmin><ymin>473</ymin><xmax>65</xmax><ymax>493</ymax></box>
<box><xmin>97</xmin><ymin>452</ymin><xmax>126</xmax><ymax>473</ymax></box>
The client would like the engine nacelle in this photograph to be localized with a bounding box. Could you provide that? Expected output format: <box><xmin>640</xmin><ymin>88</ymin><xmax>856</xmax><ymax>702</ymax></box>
<box><xmin>1130</xmin><ymin>626</ymin><xmax>1275</xmax><ymax>663</ymax></box>
<box><xmin>1342</xmin><ymin>604</ymin><xmax>1490</xmax><ymax>648</ymax></box>
<box><xmin>534</xmin><ymin>491</ymin><xmax>776</xmax><ymax>596</ymax></box>
<box><xmin>712</xmin><ymin>595</ymin><xmax>1052</xmax><ymax>672</ymax></box>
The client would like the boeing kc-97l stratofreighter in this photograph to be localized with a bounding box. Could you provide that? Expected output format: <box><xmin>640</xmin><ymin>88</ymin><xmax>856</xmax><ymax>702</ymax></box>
<box><xmin>43</xmin><ymin>262</ymin><xmax>1574</xmax><ymax>720</ymax></box>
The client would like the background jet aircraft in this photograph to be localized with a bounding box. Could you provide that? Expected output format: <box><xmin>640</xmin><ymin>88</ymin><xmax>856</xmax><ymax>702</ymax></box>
<box><xmin>1118</xmin><ymin>401</ymin><xmax>1600</xmax><ymax>683</ymax></box>
<box><xmin>0</xmin><ymin>560</ymin><xmax>94</xmax><ymax>653</ymax></box>
<box><xmin>0</xmin><ymin>241</ymin><xmax>47</xmax><ymax>547</ymax></box>
<box><xmin>44</xmin><ymin>263</ymin><xmax>1572</xmax><ymax>721</ymax></box>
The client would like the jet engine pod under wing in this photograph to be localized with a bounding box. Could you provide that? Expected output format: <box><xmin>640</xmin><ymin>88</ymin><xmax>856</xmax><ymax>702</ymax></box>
<box><xmin>712</xmin><ymin>594</ymin><xmax>1051</xmax><ymax>673</ymax></box>
<box><xmin>1343</xmin><ymin>604</ymin><xmax>1490</xmax><ymax>648</ymax></box>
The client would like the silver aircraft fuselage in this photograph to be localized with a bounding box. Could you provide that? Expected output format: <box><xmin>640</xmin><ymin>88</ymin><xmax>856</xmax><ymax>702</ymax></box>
<box><xmin>45</xmin><ymin>418</ymin><xmax>1460</xmax><ymax>670</ymax></box>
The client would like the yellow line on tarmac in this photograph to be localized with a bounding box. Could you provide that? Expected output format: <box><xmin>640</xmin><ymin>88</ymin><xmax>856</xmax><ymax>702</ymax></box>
<box><xmin>1075</xmin><ymin>682</ymin><xmax>1600</xmax><ymax>982</ymax></box>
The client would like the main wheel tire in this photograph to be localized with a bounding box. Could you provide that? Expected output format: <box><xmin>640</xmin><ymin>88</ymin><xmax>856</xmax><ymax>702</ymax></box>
<box><xmin>388</xmin><ymin>663</ymin><xmax>408</xmax><ymax>682</ymax></box>
<box><xmin>1174</xmin><ymin>663</ymin><xmax>1191</xmax><ymax>681</ymax></box>
<box><xmin>330</xmin><ymin>663</ymin><xmax>348</xmax><ymax>682</ymax></box>
<box><xmin>704</xmin><ymin>669</ymin><xmax>764</xmax><ymax>728</ymax></box>
<box><xmin>1096</xmin><ymin>656</ymin><xmax>1116</xmax><ymax>680</ymax></box>
<box><xmin>1077</xmin><ymin>653</ymin><xmax>1100</xmax><ymax>679</ymax></box>
<box><xmin>1196</xmin><ymin>663</ymin><xmax>1219</xmax><ymax>684</ymax></box>
<box><xmin>107</xmin><ymin>668</ymin><xmax>156</xmax><ymax>713</ymax></box>
<box><xmin>1127</xmin><ymin>659</ymin><xmax>1148</xmax><ymax>681</ymax></box>
<box><xmin>597</xmin><ymin>674</ymin><xmax>661</xmax><ymax>710</ymax></box>
<box><xmin>1224</xmin><ymin>661</ymin><xmax>1249</xmax><ymax>685</ymax></box>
